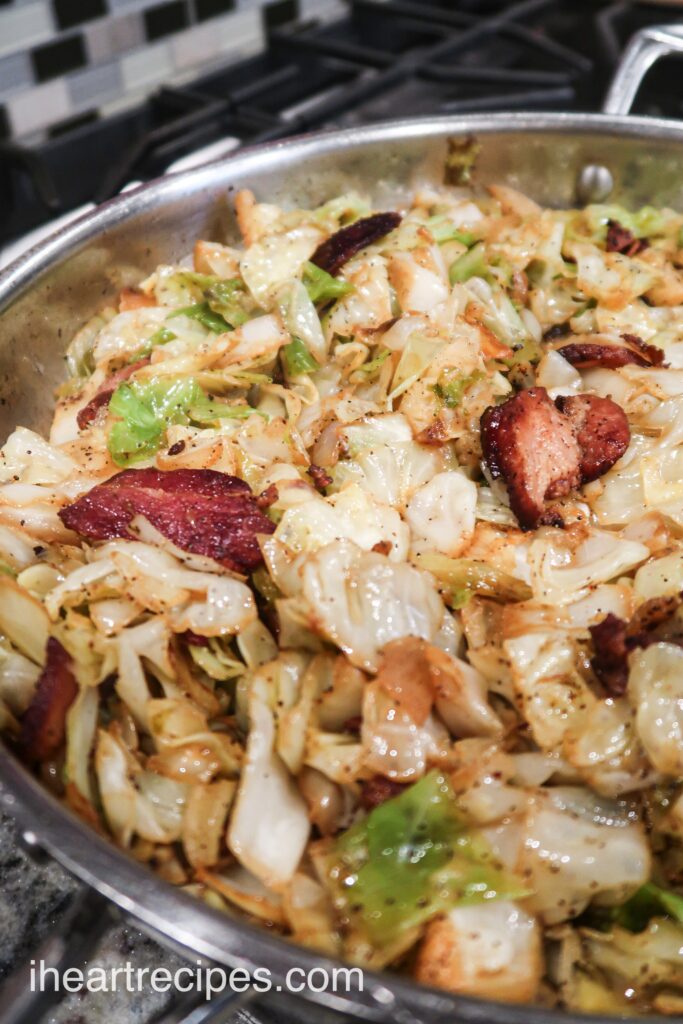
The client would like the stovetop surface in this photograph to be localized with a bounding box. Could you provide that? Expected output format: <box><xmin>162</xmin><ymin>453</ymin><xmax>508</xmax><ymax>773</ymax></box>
<box><xmin>2</xmin><ymin>0</ymin><xmax>683</xmax><ymax>247</ymax></box>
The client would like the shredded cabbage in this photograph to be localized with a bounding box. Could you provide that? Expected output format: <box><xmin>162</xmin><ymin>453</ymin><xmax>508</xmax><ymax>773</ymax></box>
<box><xmin>8</xmin><ymin>181</ymin><xmax>683</xmax><ymax>1015</ymax></box>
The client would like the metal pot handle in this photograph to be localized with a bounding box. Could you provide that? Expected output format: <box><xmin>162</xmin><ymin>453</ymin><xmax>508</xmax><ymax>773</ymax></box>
<box><xmin>577</xmin><ymin>23</ymin><xmax>683</xmax><ymax>202</ymax></box>
<box><xmin>603</xmin><ymin>23</ymin><xmax>683</xmax><ymax>115</ymax></box>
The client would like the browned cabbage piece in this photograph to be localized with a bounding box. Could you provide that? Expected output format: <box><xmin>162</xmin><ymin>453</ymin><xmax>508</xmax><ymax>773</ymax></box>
<box><xmin>480</xmin><ymin>388</ymin><xmax>630</xmax><ymax>530</ymax></box>
<box><xmin>20</xmin><ymin>637</ymin><xmax>78</xmax><ymax>762</ymax></box>
<box><xmin>118</xmin><ymin>289</ymin><xmax>156</xmax><ymax>312</ymax></box>
<box><xmin>310</xmin><ymin>212</ymin><xmax>402</xmax><ymax>276</ymax></box>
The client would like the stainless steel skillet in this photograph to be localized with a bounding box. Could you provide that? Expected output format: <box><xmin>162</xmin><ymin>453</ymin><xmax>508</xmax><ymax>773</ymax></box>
<box><xmin>0</xmin><ymin>23</ymin><xmax>682</xmax><ymax>1024</ymax></box>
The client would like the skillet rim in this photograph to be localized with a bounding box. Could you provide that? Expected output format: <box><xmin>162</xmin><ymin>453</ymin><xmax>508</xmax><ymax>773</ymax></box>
<box><xmin>0</xmin><ymin>110</ymin><xmax>679</xmax><ymax>1024</ymax></box>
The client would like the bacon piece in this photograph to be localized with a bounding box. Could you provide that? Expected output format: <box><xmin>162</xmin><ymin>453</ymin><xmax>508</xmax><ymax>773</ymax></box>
<box><xmin>555</xmin><ymin>394</ymin><xmax>630</xmax><ymax>483</ymax></box>
<box><xmin>621</xmin><ymin>332</ymin><xmax>665</xmax><ymax>367</ymax></box>
<box><xmin>255</xmin><ymin>483</ymin><xmax>278</xmax><ymax>510</ymax></box>
<box><xmin>557</xmin><ymin>343</ymin><xmax>649</xmax><ymax>369</ymax></box>
<box><xmin>342</xmin><ymin>715</ymin><xmax>362</xmax><ymax>736</ymax></box>
<box><xmin>360</xmin><ymin>775</ymin><xmax>407</xmax><ymax>810</ymax></box>
<box><xmin>182</xmin><ymin>630</ymin><xmax>211</xmax><ymax>647</ymax></box>
<box><xmin>310</xmin><ymin>212</ymin><xmax>402</xmax><ymax>277</ymax></box>
<box><xmin>417</xmin><ymin>419</ymin><xmax>448</xmax><ymax>446</ymax></box>
<box><xmin>20</xmin><ymin>638</ymin><xmax>78</xmax><ymax>762</ymax></box>
<box><xmin>58</xmin><ymin>468</ymin><xmax>275</xmax><ymax>573</ymax></box>
<box><xmin>590</xmin><ymin>596</ymin><xmax>682</xmax><ymax>695</ymax></box>
<box><xmin>605</xmin><ymin>219</ymin><xmax>648</xmax><ymax>257</ymax></box>
<box><xmin>77</xmin><ymin>358</ymin><xmax>150</xmax><ymax>430</ymax></box>
<box><xmin>589</xmin><ymin>613</ymin><xmax>631</xmax><ymax>695</ymax></box>
<box><xmin>371</xmin><ymin>540</ymin><xmax>393</xmax><ymax>556</ymax></box>
<box><xmin>307</xmin><ymin>464</ymin><xmax>333</xmax><ymax>491</ymax></box>
<box><xmin>480</xmin><ymin>387</ymin><xmax>581</xmax><ymax>530</ymax></box>
<box><xmin>558</xmin><ymin>332</ymin><xmax>664</xmax><ymax>370</ymax></box>
<box><xmin>481</xmin><ymin>389</ymin><xmax>630</xmax><ymax>529</ymax></box>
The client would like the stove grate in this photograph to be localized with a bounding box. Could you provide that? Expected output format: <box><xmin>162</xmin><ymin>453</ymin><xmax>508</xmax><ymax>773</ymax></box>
<box><xmin>4</xmin><ymin>0</ymin><xmax>683</xmax><ymax>245</ymax></box>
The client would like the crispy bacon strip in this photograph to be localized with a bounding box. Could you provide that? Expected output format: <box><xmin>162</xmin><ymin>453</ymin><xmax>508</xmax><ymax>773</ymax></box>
<box><xmin>556</xmin><ymin>394</ymin><xmax>630</xmax><ymax>483</ymax></box>
<box><xmin>480</xmin><ymin>388</ymin><xmax>581</xmax><ymax>530</ymax></box>
<box><xmin>20</xmin><ymin>638</ymin><xmax>78</xmax><ymax>762</ymax></box>
<box><xmin>58</xmin><ymin>468</ymin><xmax>275</xmax><ymax>573</ymax></box>
<box><xmin>481</xmin><ymin>388</ymin><xmax>630</xmax><ymax>529</ymax></box>
<box><xmin>77</xmin><ymin>358</ymin><xmax>150</xmax><ymax>430</ymax></box>
<box><xmin>621</xmin><ymin>332</ymin><xmax>665</xmax><ymax>367</ymax></box>
<box><xmin>605</xmin><ymin>219</ymin><xmax>648</xmax><ymax>257</ymax></box>
<box><xmin>310</xmin><ymin>212</ymin><xmax>402</xmax><ymax>276</ymax></box>
<box><xmin>558</xmin><ymin>333</ymin><xmax>664</xmax><ymax>370</ymax></box>
<box><xmin>557</xmin><ymin>343</ymin><xmax>649</xmax><ymax>369</ymax></box>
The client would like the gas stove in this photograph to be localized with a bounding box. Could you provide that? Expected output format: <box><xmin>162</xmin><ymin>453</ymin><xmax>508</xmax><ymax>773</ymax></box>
<box><xmin>3</xmin><ymin>0</ymin><xmax>683</xmax><ymax>266</ymax></box>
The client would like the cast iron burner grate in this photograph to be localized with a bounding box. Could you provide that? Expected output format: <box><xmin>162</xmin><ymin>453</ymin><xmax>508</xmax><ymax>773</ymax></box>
<box><xmin>2</xmin><ymin>0</ymin><xmax>683</xmax><ymax>245</ymax></box>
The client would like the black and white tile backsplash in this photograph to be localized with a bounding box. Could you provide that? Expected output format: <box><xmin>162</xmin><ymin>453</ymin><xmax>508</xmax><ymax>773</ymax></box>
<box><xmin>0</xmin><ymin>0</ymin><xmax>343</xmax><ymax>140</ymax></box>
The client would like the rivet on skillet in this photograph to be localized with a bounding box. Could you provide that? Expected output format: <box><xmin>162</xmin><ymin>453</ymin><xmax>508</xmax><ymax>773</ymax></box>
<box><xmin>576</xmin><ymin>164</ymin><xmax>614</xmax><ymax>204</ymax></box>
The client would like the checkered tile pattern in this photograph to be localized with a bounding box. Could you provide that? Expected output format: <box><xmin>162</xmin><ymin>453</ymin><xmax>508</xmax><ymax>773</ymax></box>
<box><xmin>0</xmin><ymin>0</ymin><xmax>334</xmax><ymax>139</ymax></box>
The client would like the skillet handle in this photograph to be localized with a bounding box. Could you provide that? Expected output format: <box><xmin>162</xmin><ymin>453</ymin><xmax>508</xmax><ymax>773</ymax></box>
<box><xmin>603</xmin><ymin>24</ymin><xmax>683</xmax><ymax>115</ymax></box>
